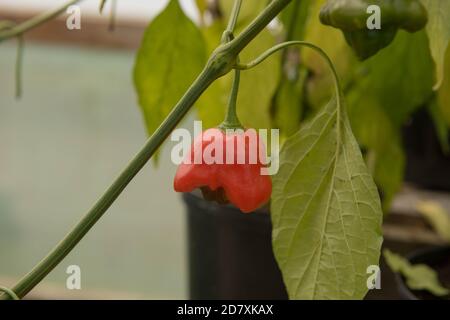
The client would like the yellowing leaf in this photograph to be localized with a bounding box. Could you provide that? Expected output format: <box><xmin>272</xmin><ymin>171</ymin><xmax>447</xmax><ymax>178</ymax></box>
<box><xmin>133</xmin><ymin>0</ymin><xmax>206</xmax><ymax>159</ymax></box>
<box><xmin>421</xmin><ymin>0</ymin><xmax>450</xmax><ymax>90</ymax></box>
<box><xmin>384</xmin><ymin>249</ymin><xmax>450</xmax><ymax>297</ymax></box>
<box><xmin>416</xmin><ymin>201</ymin><xmax>450</xmax><ymax>242</ymax></box>
<box><xmin>271</xmin><ymin>97</ymin><xmax>383</xmax><ymax>299</ymax></box>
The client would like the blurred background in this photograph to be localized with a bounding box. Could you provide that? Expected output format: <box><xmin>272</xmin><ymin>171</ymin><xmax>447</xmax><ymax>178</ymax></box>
<box><xmin>0</xmin><ymin>0</ymin><xmax>201</xmax><ymax>299</ymax></box>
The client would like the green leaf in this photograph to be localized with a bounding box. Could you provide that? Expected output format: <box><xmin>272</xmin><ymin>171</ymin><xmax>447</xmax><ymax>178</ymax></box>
<box><xmin>272</xmin><ymin>69</ymin><xmax>306</xmax><ymax>139</ymax></box>
<box><xmin>420</xmin><ymin>0</ymin><xmax>450</xmax><ymax>90</ymax></box>
<box><xmin>416</xmin><ymin>201</ymin><xmax>450</xmax><ymax>242</ymax></box>
<box><xmin>271</xmin><ymin>97</ymin><xmax>383</xmax><ymax>299</ymax></box>
<box><xmin>349</xmin><ymin>31</ymin><xmax>434</xmax><ymax>125</ymax></box>
<box><xmin>343</xmin><ymin>31</ymin><xmax>434</xmax><ymax>208</ymax></box>
<box><xmin>384</xmin><ymin>249</ymin><xmax>450</xmax><ymax>297</ymax></box>
<box><xmin>303</xmin><ymin>5</ymin><xmax>431</xmax><ymax>210</ymax></box>
<box><xmin>134</xmin><ymin>0</ymin><xmax>206</xmax><ymax>159</ymax></box>
<box><xmin>347</xmin><ymin>96</ymin><xmax>405</xmax><ymax>211</ymax></box>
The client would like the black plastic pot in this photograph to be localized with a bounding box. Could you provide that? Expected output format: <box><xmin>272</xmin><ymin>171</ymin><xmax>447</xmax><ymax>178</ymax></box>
<box><xmin>403</xmin><ymin>109</ymin><xmax>450</xmax><ymax>190</ymax></box>
<box><xmin>395</xmin><ymin>246</ymin><xmax>450</xmax><ymax>300</ymax></box>
<box><xmin>183</xmin><ymin>192</ymin><xmax>288</xmax><ymax>300</ymax></box>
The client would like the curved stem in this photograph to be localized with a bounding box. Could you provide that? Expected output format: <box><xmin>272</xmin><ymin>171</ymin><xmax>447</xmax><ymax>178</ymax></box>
<box><xmin>226</xmin><ymin>0</ymin><xmax>242</xmax><ymax>33</ymax></box>
<box><xmin>108</xmin><ymin>0</ymin><xmax>118</xmax><ymax>31</ymax></box>
<box><xmin>0</xmin><ymin>0</ymin><xmax>82</xmax><ymax>41</ymax></box>
<box><xmin>236</xmin><ymin>40</ymin><xmax>343</xmax><ymax>143</ymax></box>
<box><xmin>0</xmin><ymin>287</ymin><xmax>19</xmax><ymax>300</ymax></box>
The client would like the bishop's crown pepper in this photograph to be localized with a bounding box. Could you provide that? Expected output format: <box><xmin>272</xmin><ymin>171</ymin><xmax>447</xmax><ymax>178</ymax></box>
<box><xmin>319</xmin><ymin>0</ymin><xmax>428</xmax><ymax>59</ymax></box>
<box><xmin>173</xmin><ymin>128</ymin><xmax>272</xmax><ymax>213</ymax></box>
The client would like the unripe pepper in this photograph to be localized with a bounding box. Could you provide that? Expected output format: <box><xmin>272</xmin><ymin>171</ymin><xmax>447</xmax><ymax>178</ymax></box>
<box><xmin>319</xmin><ymin>0</ymin><xmax>428</xmax><ymax>59</ymax></box>
<box><xmin>173</xmin><ymin>128</ymin><xmax>272</xmax><ymax>213</ymax></box>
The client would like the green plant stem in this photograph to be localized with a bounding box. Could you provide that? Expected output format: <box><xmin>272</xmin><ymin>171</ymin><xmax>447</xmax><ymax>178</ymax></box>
<box><xmin>226</xmin><ymin>0</ymin><xmax>242</xmax><ymax>36</ymax></box>
<box><xmin>108</xmin><ymin>0</ymin><xmax>117</xmax><ymax>31</ymax></box>
<box><xmin>220</xmin><ymin>68</ymin><xmax>242</xmax><ymax>130</ymax></box>
<box><xmin>220</xmin><ymin>0</ymin><xmax>243</xmax><ymax>130</ymax></box>
<box><xmin>0</xmin><ymin>0</ymin><xmax>294</xmax><ymax>300</ymax></box>
<box><xmin>0</xmin><ymin>287</ymin><xmax>19</xmax><ymax>300</ymax></box>
<box><xmin>0</xmin><ymin>0</ymin><xmax>82</xmax><ymax>41</ymax></box>
<box><xmin>3</xmin><ymin>66</ymin><xmax>218</xmax><ymax>300</ymax></box>
<box><xmin>222</xmin><ymin>0</ymin><xmax>292</xmax><ymax>57</ymax></box>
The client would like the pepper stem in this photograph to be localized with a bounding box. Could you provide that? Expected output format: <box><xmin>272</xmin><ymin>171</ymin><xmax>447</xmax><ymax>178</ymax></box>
<box><xmin>219</xmin><ymin>0</ymin><xmax>243</xmax><ymax>131</ymax></box>
<box><xmin>219</xmin><ymin>68</ymin><xmax>243</xmax><ymax>130</ymax></box>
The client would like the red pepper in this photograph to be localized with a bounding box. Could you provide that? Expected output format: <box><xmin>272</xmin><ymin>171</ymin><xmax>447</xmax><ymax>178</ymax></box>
<box><xmin>173</xmin><ymin>128</ymin><xmax>272</xmax><ymax>213</ymax></box>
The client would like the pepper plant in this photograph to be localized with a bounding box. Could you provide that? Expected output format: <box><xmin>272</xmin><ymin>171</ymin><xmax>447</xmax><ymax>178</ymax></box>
<box><xmin>0</xmin><ymin>0</ymin><xmax>448</xmax><ymax>300</ymax></box>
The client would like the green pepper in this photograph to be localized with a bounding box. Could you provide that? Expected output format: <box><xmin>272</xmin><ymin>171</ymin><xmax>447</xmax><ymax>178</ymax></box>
<box><xmin>319</xmin><ymin>0</ymin><xmax>428</xmax><ymax>59</ymax></box>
